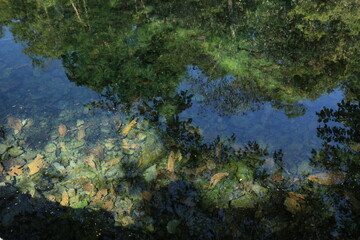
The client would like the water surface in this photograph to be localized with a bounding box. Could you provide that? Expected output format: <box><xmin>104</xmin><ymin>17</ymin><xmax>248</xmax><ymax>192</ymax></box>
<box><xmin>0</xmin><ymin>1</ymin><xmax>359</xmax><ymax>239</ymax></box>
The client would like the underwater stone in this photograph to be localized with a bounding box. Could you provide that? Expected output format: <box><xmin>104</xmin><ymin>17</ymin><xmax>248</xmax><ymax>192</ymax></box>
<box><xmin>123</xmin><ymin>148</ymin><xmax>135</xmax><ymax>155</ymax></box>
<box><xmin>230</xmin><ymin>192</ymin><xmax>255</xmax><ymax>208</ymax></box>
<box><xmin>167</xmin><ymin>219</ymin><xmax>181</xmax><ymax>234</ymax></box>
<box><xmin>251</xmin><ymin>183</ymin><xmax>268</xmax><ymax>198</ymax></box>
<box><xmin>68</xmin><ymin>188</ymin><xmax>76</xmax><ymax>198</ymax></box>
<box><xmin>59</xmin><ymin>157</ymin><xmax>69</xmax><ymax>166</ymax></box>
<box><xmin>100</xmin><ymin>127</ymin><xmax>111</xmax><ymax>134</ymax></box>
<box><xmin>22</xmin><ymin>151</ymin><xmax>38</xmax><ymax>161</ymax></box>
<box><xmin>45</xmin><ymin>143</ymin><xmax>57</xmax><ymax>153</ymax></box>
<box><xmin>106</xmin><ymin>167</ymin><xmax>125</xmax><ymax>178</ymax></box>
<box><xmin>68</xmin><ymin>140</ymin><xmax>85</xmax><ymax>149</ymax></box>
<box><xmin>143</xmin><ymin>164</ymin><xmax>157</xmax><ymax>182</ymax></box>
<box><xmin>137</xmin><ymin>133</ymin><xmax>147</xmax><ymax>141</ymax></box>
<box><xmin>0</xmin><ymin>144</ymin><xmax>8</xmax><ymax>155</ymax></box>
<box><xmin>139</xmin><ymin>132</ymin><xmax>165</xmax><ymax>168</ymax></box>
<box><xmin>3</xmin><ymin>157</ymin><xmax>26</xmax><ymax>168</ymax></box>
<box><xmin>76</xmin><ymin>119</ymin><xmax>85</xmax><ymax>127</ymax></box>
<box><xmin>53</xmin><ymin>162</ymin><xmax>66</xmax><ymax>172</ymax></box>
<box><xmin>69</xmin><ymin>160</ymin><xmax>77</xmax><ymax>168</ymax></box>
<box><xmin>104</xmin><ymin>142</ymin><xmax>115</xmax><ymax>150</ymax></box>
<box><xmin>8</xmin><ymin>147</ymin><xmax>24</xmax><ymax>157</ymax></box>
<box><xmin>73</xmin><ymin>199</ymin><xmax>88</xmax><ymax>209</ymax></box>
<box><xmin>235</xmin><ymin>163</ymin><xmax>253</xmax><ymax>181</ymax></box>
<box><xmin>70</xmin><ymin>195</ymin><xmax>80</xmax><ymax>207</ymax></box>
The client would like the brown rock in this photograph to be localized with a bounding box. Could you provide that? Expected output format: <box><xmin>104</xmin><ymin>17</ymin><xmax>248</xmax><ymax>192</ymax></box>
<box><xmin>167</xmin><ymin>151</ymin><xmax>176</xmax><ymax>173</ymax></box>
<box><xmin>141</xmin><ymin>191</ymin><xmax>153</xmax><ymax>201</ymax></box>
<box><xmin>7</xmin><ymin>117</ymin><xmax>23</xmax><ymax>134</ymax></box>
<box><xmin>83</xmin><ymin>154</ymin><xmax>96</xmax><ymax>169</ymax></box>
<box><xmin>284</xmin><ymin>192</ymin><xmax>306</xmax><ymax>214</ymax></box>
<box><xmin>58</xmin><ymin>124</ymin><xmax>67</xmax><ymax>138</ymax></box>
<box><xmin>102</xmin><ymin>200</ymin><xmax>114</xmax><ymax>211</ymax></box>
<box><xmin>77</xmin><ymin>128</ymin><xmax>86</xmax><ymax>141</ymax></box>
<box><xmin>60</xmin><ymin>190</ymin><xmax>69</xmax><ymax>206</ymax></box>
<box><xmin>83</xmin><ymin>182</ymin><xmax>95</xmax><ymax>192</ymax></box>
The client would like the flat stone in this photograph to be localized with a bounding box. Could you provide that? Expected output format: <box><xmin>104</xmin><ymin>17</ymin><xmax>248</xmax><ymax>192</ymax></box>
<box><xmin>68</xmin><ymin>188</ymin><xmax>76</xmax><ymax>198</ymax></box>
<box><xmin>137</xmin><ymin>133</ymin><xmax>147</xmax><ymax>141</ymax></box>
<box><xmin>100</xmin><ymin>127</ymin><xmax>111</xmax><ymax>134</ymax></box>
<box><xmin>143</xmin><ymin>164</ymin><xmax>157</xmax><ymax>182</ymax></box>
<box><xmin>0</xmin><ymin>144</ymin><xmax>8</xmax><ymax>155</ymax></box>
<box><xmin>230</xmin><ymin>192</ymin><xmax>255</xmax><ymax>208</ymax></box>
<box><xmin>104</xmin><ymin>142</ymin><xmax>115</xmax><ymax>150</ymax></box>
<box><xmin>8</xmin><ymin>147</ymin><xmax>24</xmax><ymax>157</ymax></box>
<box><xmin>68</xmin><ymin>140</ymin><xmax>85</xmax><ymax>149</ymax></box>
<box><xmin>22</xmin><ymin>151</ymin><xmax>38</xmax><ymax>160</ymax></box>
<box><xmin>123</xmin><ymin>148</ymin><xmax>135</xmax><ymax>155</ymax></box>
<box><xmin>3</xmin><ymin>158</ymin><xmax>26</xmax><ymax>170</ymax></box>
<box><xmin>53</xmin><ymin>162</ymin><xmax>66</xmax><ymax>172</ymax></box>
<box><xmin>45</xmin><ymin>143</ymin><xmax>57</xmax><ymax>153</ymax></box>
<box><xmin>76</xmin><ymin>119</ymin><xmax>85</xmax><ymax>127</ymax></box>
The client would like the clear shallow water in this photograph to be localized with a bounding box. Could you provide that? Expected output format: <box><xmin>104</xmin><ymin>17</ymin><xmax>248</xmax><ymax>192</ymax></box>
<box><xmin>0</xmin><ymin>1</ymin><xmax>359</xmax><ymax>239</ymax></box>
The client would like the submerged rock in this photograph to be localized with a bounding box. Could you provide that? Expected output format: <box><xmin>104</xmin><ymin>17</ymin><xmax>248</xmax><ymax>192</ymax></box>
<box><xmin>167</xmin><ymin>219</ymin><xmax>181</xmax><ymax>234</ymax></box>
<box><xmin>0</xmin><ymin>144</ymin><xmax>8</xmax><ymax>155</ymax></box>
<box><xmin>123</xmin><ymin>148</ymin><xmax>135</xmax><ymax>155</ymax></box>
<box><xmin>104</xmin><ymin>142</ymin><xmax>115</xmax><ymax>150</ymax></box>
<box><xmin>143</xmin><ymin>164</ymin><xmax>157</xmax><ymax>182</ymax></box>
<box><xmin>284</xmin><ymin>192</ymin><xmax>306</xmax><ymax>214</ymax></box>
<box><xmin>2</xmin><ymin>158</ymin><xmax>26</xmax><ymax>170</ymax></box>
<box><xmin>139</xmin><ymin>132</ymin><xmax>165</xmax><ymax>168</ymax></box>
<box><xmin>53</xmin><ymin>162</ymin><xmax>66</xmax><ymax>172</ymax></box>
<box><xmin>45</xmin><ymin>143</ymin><xmax>57</xmax><ymax>153</ymax></box>
<box><xmin>137</xmin><ymin>133</ymin><xmax>147</xmax><ymax>141</ymax></box>
<box><xmin>8</xmin><ymin>147</ymin><xmax>24</xmax><ymax>157</ymax></box>
<box><xmin>76</xmin><ymin>119</ymin><xmax>85</xmax><ymax>127</ymax></box>
<box><xmin>68</xmin><ymin>140</ymin><xmax>85</xmax><ymax>149</ymax></box>
<box><xmin>230</xmin><ymin>192</ymin><xmax>256</xmax><ymax>208</ymax></box>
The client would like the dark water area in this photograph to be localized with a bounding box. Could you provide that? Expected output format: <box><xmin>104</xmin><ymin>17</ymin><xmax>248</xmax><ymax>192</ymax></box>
<box><xmin>0</xmin><ymin>1</ymin><xmax>359</xmax><ymax>239</ymax></box>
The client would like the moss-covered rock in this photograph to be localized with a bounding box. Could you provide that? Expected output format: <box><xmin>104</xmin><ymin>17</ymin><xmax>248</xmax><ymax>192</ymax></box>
<box><xmin>8</xmin><ymin>147</ymin><xmax>24</xmax><ymax>157</ymax></box>
<box><xmin>139</xmin><ymin>131</ymin><xmax>165</xmax><ymax>168</ymax></box>
<box><xmin>230</xmin><ymin>192</ymin><xmax>255</xmax><ymax>208</ymax></box>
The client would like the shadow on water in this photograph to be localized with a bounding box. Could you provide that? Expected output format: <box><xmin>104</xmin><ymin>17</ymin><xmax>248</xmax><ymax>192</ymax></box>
<box><xmin>0</xmin><ymin>186</ymin><xmax>152</xmax><ymax>240</ymax></box>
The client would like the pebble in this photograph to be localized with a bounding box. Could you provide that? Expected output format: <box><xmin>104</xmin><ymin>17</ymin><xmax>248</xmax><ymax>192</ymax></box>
<box><xmin>22</xmin><ymin>151</ymin><xmax>38</xmax><ymax>160</ymax></box>
<box><xmin>123</xmin><ymin>148</ymin><xmax>135</xmax><ymax>155</ymax></box>
<box><xmin>76</xmin><ymin>119</ymin><xmax>85</xmax><ymax>127</ymax></box>
<box><xmin>3</xmin><ymin>158</ymin><xmax>26</xmax><ymax>169</ymax></box>
<box><xmin>83</xmin><ymin>107</ymin><xmax>89</xmax><ymax>114</ymax></box>
<box><xmin>0</xmin><ymin>144</ymin><xmax>8</xmax><ymax>155</ymax></box>
<box><xmin>53</xmin><ymin>162</ymin><xmax>66</xmax><ymax>172</ymax></box>
<box><xmin>68</xmin><ymin>140</ymin><xmax>85</xmax><ymax>149</ymax></box>
<box><xmin>45</xmin><ymin>143</ymin><xmax>57</xmax><ymax>153</ymax></box>
<box><xmin>100</xmin><ymin>127</ymin><xmax>111</xmax><ymax>134</ymax></box>
<box><xmin>8</xmin><ymin>147</ymin><xmax>24</xmax><ymax>157</ymax></box>
<box><xmin>137</xmin><ymin>133</ymin><xmax>147</xmax><ymax>141</ymax></box>
<box><xmin>104</xmin><ymin>142</ymin><xmax>115</xmax><ymax>150</ymax></box>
